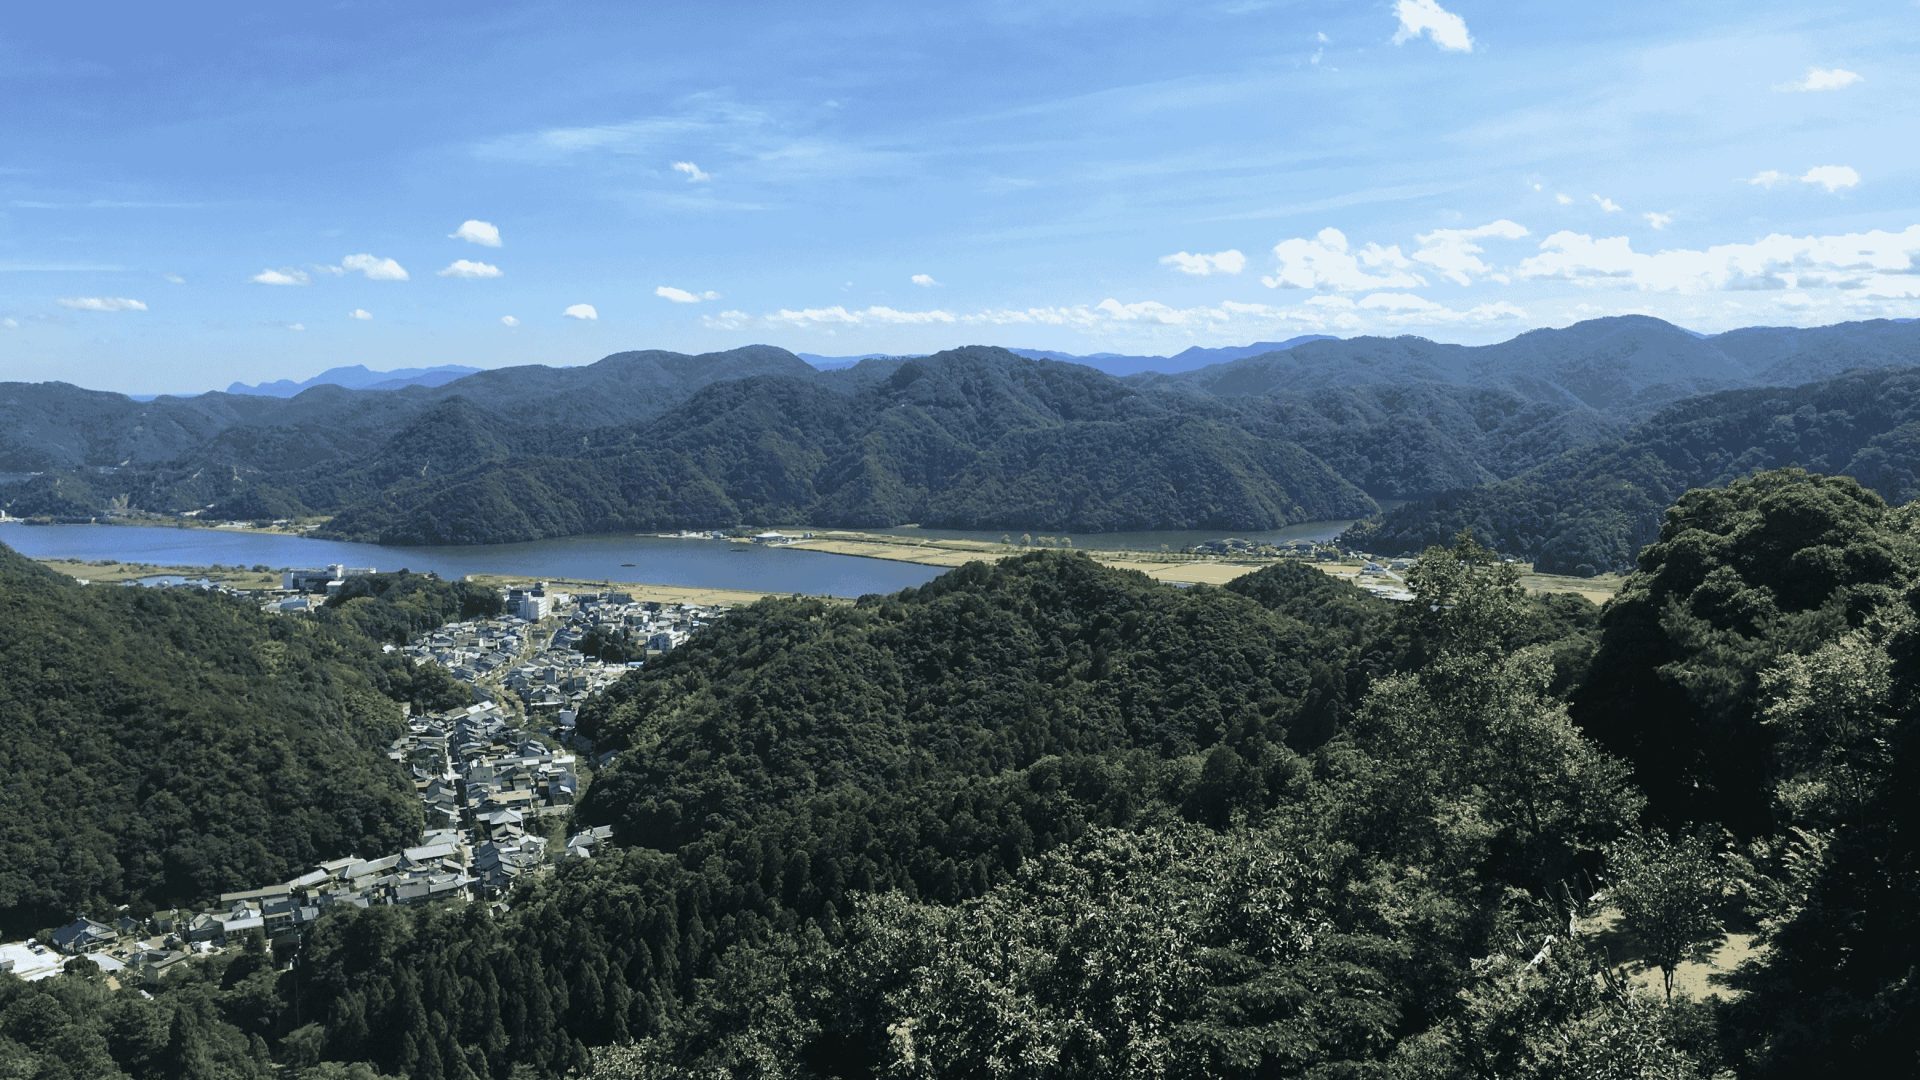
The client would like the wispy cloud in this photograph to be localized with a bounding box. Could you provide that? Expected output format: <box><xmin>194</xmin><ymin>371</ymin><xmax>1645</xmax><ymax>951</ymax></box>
<box><xmin>1392</xmin><ymin>0</ymin><xmax>1473</xmax><ymax>53</ymax></box>
<box><xmin>349</xmin><ymin>308</ymin><xmax>373</xmax><ymax>321</ymax></box>
<box><xmin>1411</xmin><ymin>220</ymin><xmax>1529</xmax><ymax>285</ymax></box>
<box><xmin>1593</xmin><ymin>195</ymin><xmax>1623</xmax><ymax>213</ymax></box>
<box><xmin>1159</xmin><ymin>249</ymin><xmax>1247</xmax><ymax>276</ymax></box>
<box><xmin>58</xmin><ymin>296</ymin><xmax>147</xmax><ymax>312</ymax></box>
<box><xmin>251</xmin><ymin>268</ymin><xmax>309</xmax><ymax>286</ymax></box>
<box><xmin>713</xmin><ymin>293</ymin><xmax>1525</xmax><ymax>335</ymax></box>
<box><xmin>500</xmin><ymin>315</ymin><xmax>520</xmax><ymax>327</ymax></box>
<box><xmin>1778</xmin><ymin>67</ymin><xmax>1862</xmax><ymax>92</ymax></box>
<box><xmin>911</xmin><ymin>273</ymin><xmax>940</xmax><ymax>287</ymax></box>
<box><xmin>655</xmin><ymin>285</ymin><xmax>720</xmax><ymax>303</ymax></box>
<box><xmin>672</xmin><ymin>160</ymin><xmax>712</xmax><ymax>182</ymax></box>
<box><xmin>563</xmin><ymin>303</ymin><xmax>598</xmax><ymax>320</ymax></box>
<box><xmin>1748</xmin><ymin>165</ymin><xmax>1861</xmax><ymax>192</ymax></box>
<box><xmin>438</xmin><ymin>259</ymin><xmax>503</xmax><ymax>279</ymax></box>
<box><xmin>163</xmin><ymin>272</ymin><xmax>187</xmax><ymax>285</ymax></box>
<box><xmin>1644</xmin><ymin>212</ymin><xmax>1674</xmax><ymax>230</ymax></box>
<box><xmin>450</xmin><ymin>219</ymin><xmax>502</xmax><ymax>247</ymax></box>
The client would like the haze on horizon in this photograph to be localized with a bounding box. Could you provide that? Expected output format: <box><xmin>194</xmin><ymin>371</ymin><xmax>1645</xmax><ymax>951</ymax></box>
<box><xmin>1</xmin><ymin>0</ymin><xmax>1915</xmax><ymax>394</ymax></box>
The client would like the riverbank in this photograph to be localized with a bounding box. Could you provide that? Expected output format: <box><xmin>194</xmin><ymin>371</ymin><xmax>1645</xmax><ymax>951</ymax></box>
<box><xmin>463</xmin><ymin>573</ymin><xmax>838</xmax><ymax>608</ymax></box>
<box><xmin>33</xmin><ymin>559</ymin><xmax>282</xmax><ymax>590</ymax></box>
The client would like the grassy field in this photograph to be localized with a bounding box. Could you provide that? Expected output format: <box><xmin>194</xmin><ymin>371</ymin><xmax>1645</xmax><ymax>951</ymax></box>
<box><xmin>1580</xmin><ymin>908</ymin><xmax>1759</xmax><ymax>1001</ymax></box>
<box><xmin>34</xmin><ymin>559</ymin><xmax>283</xmax><ymax>590</ymax></box>
<box><xmin>783</xmin><ymin>530</ymin><xmax>1627</xmax><ymax>603</ymax></box>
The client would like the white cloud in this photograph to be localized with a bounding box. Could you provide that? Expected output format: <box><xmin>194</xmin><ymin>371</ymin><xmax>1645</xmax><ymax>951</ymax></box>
<box><xmin>1593</xmin><ymin>195</ymin><xmax>1623</xmax><ymax>213</ymax></box>
<box><xmin>1392</xmin><ymin>0</ymin><xmax>1472</xmax><ymax>53</ymax></box>
<box><xmin>449</xmin><ymin>219</ymin><xmax>502</xmax><ymax>247</ymax></box>
<box><xmin>1800</xmin><ymin>165</ymin><xmax>1861</xmax><ymax>192</ymax></box>
<box><xmin>655</xmin><ymin>285</ymin><xmax>720</xmax><ymax>303</ymax></box>
<box><xmin>2</xmin><ymin>317</ymin><xmax>18</xmax><ymax>328</ymax></box>
<box><xmin>1748</xmin><ymin>166</ymin><xmax>1860</xmax><ymax>192</ymax></box>
<box><xmin>716</xmin><ymin>292</ymin><xmax>1525</xmax><ymax>337</ymax></box>
<box><xmin>910</xmin><ymin>273</ymin><xmax>940</xmax><ymax>287</ymax></box>
<box><xmin>563</xmin><ymin>303</ymin><xmax>598</xmax><ymax>320</ymax></box>
<box><xmin>339</xmin><ymin>253</ymin><xmax>409</xmax><ymax>281</ymax></box>
<box><xmin>1411</xmin><ymin>220</ymin><xmax>1528</xmax><ymax>285</ymax></box>
<box><xmin>764</xmin><ymin>305</ymin><xmax>958</xmax><ymax>327</ymax></box>
<box><xmin>671</xmin><ymin>160</ymin><xmax>712</xmax><ymax>182</ymax></box>
<box><xmin>349</xmin><ymin>308</ymin><xmax>373</xmax><ymax>321</ymax></box>
<box><xmin>1159</xmin><ymin>249</ymin><xmax>1248</xmax><ymax>276</ymax></box>
<box><xmin>287</xmin><ymin>323</ymin><xmax>306</xmax><ymax>332</ymax></box>
<box><xmin>1780</xmin><ymin>67</ymin><xmax>1862</xmax><ymax>92</ymax></box>
<box><xmin>162</xmin><ymin>272</ymin><xmax>186</xmax><ymax>285</ymax></box>
<box><xmin>58</xmin><ymin>296</ymin><xmax>147</xmax><ymax>312</ymax></box>
<box><xmin>1515</xmin><ymin>224</ymin><xmax>1920</xmax><ymax>296</ymax></box>
<box><xmin>251</xmin><ymin>268</ymin><xmax>309</xmax><ymax>286</ymax></box>
<box><xmin>1644</xmin><ymin>212</ymin><xmax>1674</xmax><ymax>230</ymax></box>
<box><xmin>500</xmin><ymin>315</ymin><xmax>520</xmax><ymax>327</ymax></box>
<box><xmin>1263</xmin><ymin>227</ymin><xmax>1425</xmax><ymax>291</ymax></box>
<box><xmin>1555</xmin><ymin>193</ymin><xmax>1574</xmax><ymax>206</ymax></box>
<box><xmin>438</xmin><ymin>259</ymin><xmax>503</xmax><ymax>279</ymax></box>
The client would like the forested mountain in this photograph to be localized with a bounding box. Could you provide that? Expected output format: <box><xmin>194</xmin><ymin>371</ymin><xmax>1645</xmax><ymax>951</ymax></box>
<box><xmin>6</xmin><ymin>318</ymin><xmax>1919</xmax><ymax>550</ymax></box>
<box><xmin>1150</xmin><ymin>315</ymin><xmax>1920</xmax><ymax>416</ymax></box>
<box><xmin>0</xmin><ymin>345</ymin><xmax>809</xmax><ymax>474</ymax></box>
<box><xmin>1351</xmin><ymin>366</ymin><xmax>1920</xmax><ymax>573</ymax></box>
<box><xmin>0</xmin><ymin>551</ymin><xmax>479</xmax><ymax>936</ymax></box>
<box><xmin>8</xmin><ymin>473</ymin><xmax>1920</xmax><ymax>1077</ymax></box>
<box><xmin>318</xmin><ymin>348</ymin><xmax>1378</xmax><ymax>544</ymax></box>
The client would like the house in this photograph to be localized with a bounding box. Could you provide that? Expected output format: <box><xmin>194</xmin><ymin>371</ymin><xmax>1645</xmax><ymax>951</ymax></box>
<box><xmin>186</xmin><ymin>913</ymin><xmax>225</xmax><ymax>944</ymax></box>
<box><xmin>131</xmin><ymin>949</ymin><xmax>192</xmax><ymax>986</ymax></box>
<box><xmin>50</xmin><ymin>917</ymin><xmax>116</xmax><ymax>955</ymax></box>
<box><xmin>0</xmin><ymin>941</ymin><xmax>62</xmax><ymax>982</ymax></box>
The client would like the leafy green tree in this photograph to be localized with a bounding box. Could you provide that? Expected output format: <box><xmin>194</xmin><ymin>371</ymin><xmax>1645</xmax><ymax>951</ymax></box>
<box><xmin>1604</xmin><ymin>832</ymin><xmax>1727</xmax><ymax>1001</ymax></box>
<box><xmin>1759</xmin><ymin>633</ymin><xmax>1897</xmax><ymax>826</ymax></box>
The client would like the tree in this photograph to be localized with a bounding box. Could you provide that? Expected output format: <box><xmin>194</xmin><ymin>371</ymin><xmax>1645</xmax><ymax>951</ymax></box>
<box><xmin>1759</xmin><ymin>634</ymin><xmax>1897</xmax><ymax>826</ymax></box>
<box><xmin>1604</xmin><ymin>832</ymin><xmax>1727</xmax><ymax>1001</ymax></box>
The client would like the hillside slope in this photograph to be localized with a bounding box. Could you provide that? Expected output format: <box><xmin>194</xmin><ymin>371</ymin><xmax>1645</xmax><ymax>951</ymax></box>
<box><xmin>1349</xmin><ymin>366</ymin><xmax>1920</xmax><ymax>573</ymax></box>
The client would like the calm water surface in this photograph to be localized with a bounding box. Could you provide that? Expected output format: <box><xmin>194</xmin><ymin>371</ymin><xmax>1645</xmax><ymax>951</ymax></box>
<box><xmin>0</xmin><ymin>523</ymin><xmax>944</xmax><ymax>598</ymax></box>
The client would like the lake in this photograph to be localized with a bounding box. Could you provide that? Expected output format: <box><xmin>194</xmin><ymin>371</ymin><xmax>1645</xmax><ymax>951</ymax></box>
<box><xmin>0</xmin><ymin>523</ymin><xmax>946</xmax><ymax>598</ymax></box>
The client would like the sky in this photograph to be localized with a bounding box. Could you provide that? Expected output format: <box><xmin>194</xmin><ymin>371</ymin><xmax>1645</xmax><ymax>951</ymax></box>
<box><xmin>1</xmin><ymin>0</ymin><xmax>1916</xmax><ymax>393</ymax></box>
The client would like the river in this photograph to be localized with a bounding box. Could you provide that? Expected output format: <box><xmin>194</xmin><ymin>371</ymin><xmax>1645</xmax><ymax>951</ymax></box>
<box><xmin>0</xmin><ymin>523</ymin><xmax>945</xmax><ymax>598</ymax></box>
<box><xmin>0</xmin><ymin>516</ymin><xmax>1368</xmax><ymax>598</ymax></box>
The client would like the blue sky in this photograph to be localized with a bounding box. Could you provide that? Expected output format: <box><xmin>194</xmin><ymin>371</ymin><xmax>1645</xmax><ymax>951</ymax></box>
<box><xmin>2</xmin><ymin>1</ymin><xmax>1916</xmax><ymax>392</ymax></box>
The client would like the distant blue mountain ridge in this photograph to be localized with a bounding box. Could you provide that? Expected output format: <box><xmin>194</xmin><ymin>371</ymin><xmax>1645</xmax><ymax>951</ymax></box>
<box><xmin>225</xmin><ymin>364</ymin><xmax>482</xmax><ymax>397</ymax></box>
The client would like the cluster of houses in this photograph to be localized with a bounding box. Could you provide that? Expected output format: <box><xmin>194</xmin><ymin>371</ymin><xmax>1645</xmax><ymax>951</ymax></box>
<box><xmin>399</xmin><ymin>587</ymin><xmax>722</xmax><ymax>732</ymax></box>
<box><xmin>5</xmin><ymin>578</ymin><xmax>727</xmax><ymax>992</ymax></box>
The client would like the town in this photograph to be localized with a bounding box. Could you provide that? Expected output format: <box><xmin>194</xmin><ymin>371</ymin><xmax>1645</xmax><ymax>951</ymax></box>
<box><xmin>0</xmin><ymin>572</ymin><xmax>727</xmax><ymax>989</ymax></box>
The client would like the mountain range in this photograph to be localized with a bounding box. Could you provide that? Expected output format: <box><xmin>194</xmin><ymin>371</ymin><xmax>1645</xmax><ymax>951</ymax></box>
<box><xmin>4</xmin><ymin>316</ymin><xmax>1919</xmax><ymax>565</ymax></box>
<box><xmin>225</xmin><ymin>363</ymin><xmax>483</xmax><ymax>397</ymax></box>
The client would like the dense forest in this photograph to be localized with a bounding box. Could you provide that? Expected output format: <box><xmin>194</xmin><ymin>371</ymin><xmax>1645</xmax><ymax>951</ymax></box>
<box><xmin>0</xmin><ymin>557</ymin><xmax>477</xmax><ymax>936</ymax></box>
<box><xmin>1354</xmin><ymin>366</ymin><xmax>1920</xmax><ymax>573</ymax></box>
<box><xmin>7</xmin><ymin>317</ymin><xmax>1918</xmax><ymax>551</ymax></box>
<box><xmin>6</xmin><ymin>468</ymin><xmax>1919</xmax><ymax>1077</ymax></box>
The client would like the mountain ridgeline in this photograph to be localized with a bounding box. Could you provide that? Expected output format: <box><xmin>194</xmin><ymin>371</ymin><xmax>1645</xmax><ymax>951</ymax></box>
<box><xmin>4</xmin><ymin>317</ymin><xmax>1920</xmax><ymax>563</ymax></box>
